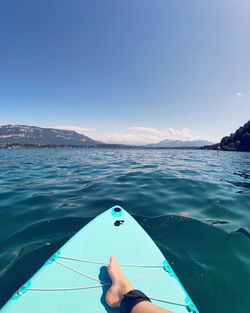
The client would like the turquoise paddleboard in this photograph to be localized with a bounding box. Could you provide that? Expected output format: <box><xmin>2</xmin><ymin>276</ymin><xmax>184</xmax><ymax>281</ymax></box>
<box><xmin>1</xmin><ymin>206</ymin><xmax>199</xmax><ymax>313</ymax></box>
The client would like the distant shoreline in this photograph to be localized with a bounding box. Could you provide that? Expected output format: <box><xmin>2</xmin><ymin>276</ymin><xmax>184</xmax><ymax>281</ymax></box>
<box><xmin>1</xmin><ymin>144</ymin><xmax>249</xmax><ymax>152</ymax></box>
<box><xmin>0</xmin><ymin>143</ymin><xmax>205</xmax><ymax>149</ymax></box>
<box><xmin>2</xmin><ymin>123</ymin><xmax>248</xmax><ymax>152</ymax></box>
<box><xmin>0</xmin><ymin>143</ymin><xmax>239</xmax><ymax>151</ymax></box>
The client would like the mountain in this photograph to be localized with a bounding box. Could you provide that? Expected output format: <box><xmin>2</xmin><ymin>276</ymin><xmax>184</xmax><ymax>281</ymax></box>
<box><xmin>145</xmin><ymin>139</ymin><xmax>214</xmax><ymax>148</ymax></box>
<box><xmin>0</xmin><ymin>125</ymin><xmax>102</xmax><ymax>146</ymax></box>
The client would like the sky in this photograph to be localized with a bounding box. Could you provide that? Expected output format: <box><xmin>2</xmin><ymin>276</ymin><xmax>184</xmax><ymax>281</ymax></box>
<box><xmin>0</xmin><ymin>0</ymin><xmax>249</xmax><ymax>144</ymax></box>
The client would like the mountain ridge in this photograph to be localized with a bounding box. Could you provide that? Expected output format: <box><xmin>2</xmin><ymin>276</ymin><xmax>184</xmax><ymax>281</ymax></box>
<box><xmin>0</xmin><ymin>125</ymin><xmax>102</xmax><ymax>146</ymax></box>
<box><xmin>145</xmin><ymin>139</ymin><xmax>214</xmax><ymax>148</ymax></box>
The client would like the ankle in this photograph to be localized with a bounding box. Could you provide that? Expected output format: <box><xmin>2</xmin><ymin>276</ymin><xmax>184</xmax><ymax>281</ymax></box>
<box><xmin>121</xmin><ymin>283</ymin><xmax>133</xmax><ymax>296</ymax></box>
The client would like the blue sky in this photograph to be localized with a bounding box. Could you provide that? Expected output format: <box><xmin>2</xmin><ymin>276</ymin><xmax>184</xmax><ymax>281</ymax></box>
<box><xmin>0</xmin><ymin>0</ymin><xmax>249</xmax><ymax>144</ymax></box>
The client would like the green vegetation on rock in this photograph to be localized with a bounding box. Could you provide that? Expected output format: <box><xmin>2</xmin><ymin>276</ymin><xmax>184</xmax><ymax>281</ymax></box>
<box><xmin>220</xmin><ymin>120</ymin><xmax>250</xmax><ymax>151</ymax></box>
<box><xmin>204</xmin><ymin>120</ymin><xmax>250</xmax><ymax>152</ymax></box>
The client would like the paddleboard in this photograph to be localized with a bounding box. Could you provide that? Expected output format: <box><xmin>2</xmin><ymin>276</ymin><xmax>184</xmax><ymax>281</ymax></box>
<box><xmin>0</xmin><ymin>206</ymin><xmax>199</xmax><ymax>313</ymax></box>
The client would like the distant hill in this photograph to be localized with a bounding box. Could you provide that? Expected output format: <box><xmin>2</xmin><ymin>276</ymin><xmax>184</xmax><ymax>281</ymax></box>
<box><xmin>0</xmin><ymin>125</ymin><xmax>102</xmax><ymax>146</ymax></box>
<box><xmin>145</xmin><ymin>139</ymin><xmax>213</xmax><ymax>148</ymax></box>
<box><xmin>203</xmin><ymin>120</ymin><xmax>250</xmax><ymax>152</ymax></box>
<box><xmin>219</xmin><ymin>120</ymin><xmax>250</xmax><ymax>151</ymax></box>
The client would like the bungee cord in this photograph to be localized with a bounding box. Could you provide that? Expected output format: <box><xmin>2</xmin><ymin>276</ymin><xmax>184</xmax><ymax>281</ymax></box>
<box><xmin>20</xmin><ymin>254</ymin><xmax>188</xmax><ymax>308</ymax></box>
<box><xmin>57</xmin><ymin>255</ymin><xmax>163</xmax><ymax>267</ymax></box>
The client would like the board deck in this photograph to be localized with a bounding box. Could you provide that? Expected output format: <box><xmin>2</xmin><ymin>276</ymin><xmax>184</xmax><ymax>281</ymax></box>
<box><xmin>1</xmin><ymin>206</ymin><xmax>199</xmax><ymax>313</ymax></box>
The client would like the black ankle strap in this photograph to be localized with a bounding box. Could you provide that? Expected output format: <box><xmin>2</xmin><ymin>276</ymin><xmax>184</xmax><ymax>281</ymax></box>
<box><xmin>120</xmin><ymin>290</ymin><xmax>151</xmax><ymax>313</ymax></box>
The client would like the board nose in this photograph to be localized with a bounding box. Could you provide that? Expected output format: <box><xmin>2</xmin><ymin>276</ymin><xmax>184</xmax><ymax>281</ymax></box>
<box><xmin>111</xmin><ymin>205</ymin><xmax>123</xmax><ymax>217</ymax></box>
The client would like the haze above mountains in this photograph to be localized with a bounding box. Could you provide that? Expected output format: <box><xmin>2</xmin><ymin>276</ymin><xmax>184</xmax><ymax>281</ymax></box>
<box><xmin>0</xmin><ymin>125</ymin><xmax>213</xmax><ymax>147</ymax></box>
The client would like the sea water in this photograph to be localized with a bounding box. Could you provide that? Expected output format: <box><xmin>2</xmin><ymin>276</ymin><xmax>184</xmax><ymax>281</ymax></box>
<box><xmin>0</xmin><ymin>148</ymin><xmax>249</xmax><ymax>313</ymax></box>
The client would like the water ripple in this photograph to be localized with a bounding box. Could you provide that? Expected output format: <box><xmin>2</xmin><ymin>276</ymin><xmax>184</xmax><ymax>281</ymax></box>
<box><xmin>0</xmin><ymin>148</ymin><xmax>249</xmax><ymax>312</ymax></box>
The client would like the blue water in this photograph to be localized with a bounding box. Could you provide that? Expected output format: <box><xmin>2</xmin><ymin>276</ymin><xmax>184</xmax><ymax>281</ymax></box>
<box><xmin>0</xmin><ymin>148</ymin><xmax>249</xmax><ymax>313</ymax></box>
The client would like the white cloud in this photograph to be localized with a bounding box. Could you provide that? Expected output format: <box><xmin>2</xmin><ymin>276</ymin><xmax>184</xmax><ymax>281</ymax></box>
<box><xmin>237</xmin><ymin>89</ymin><xmax>250</xmax><ymax>96</ymax></box>
<box><xmin>128</xmin><ymin>126</ymin><xmax>159</xmax><ymax>133</ymax></box>
<box><xmin>94</xmin><ymin>126</ymin><xmax>212</xmax><ymax>145</ymax></box>
<box><xmin>49</xmin><ymin>125</ymin><xmax>214</xmax><ymax>145</ymax></box>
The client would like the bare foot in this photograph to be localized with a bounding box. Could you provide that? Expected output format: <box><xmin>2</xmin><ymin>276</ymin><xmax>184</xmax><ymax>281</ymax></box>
<box><xmin>105</xmin><ymin>255</ymin><xmax>134</xmax><ymax>308</ymax></box>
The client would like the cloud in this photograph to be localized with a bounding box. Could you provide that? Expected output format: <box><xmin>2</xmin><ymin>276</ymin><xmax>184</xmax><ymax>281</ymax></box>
<box><xmin>128</xmin><ymin>127</ymin><xmax>159</xmax><ymax>133</ymax></box>
<box><xmin>94</xmin><ymin>126</ymin><xmax>212</xmax><ymax>145</ymax></box>
<box><xmin>237</xmin><ymin>89</ymin><xmax>250</xmax><ymax>96</ymax></box>
<box><xmin>49</xmin><ymin>125</ymin><xmax>214</xmax><ymax>145</ymax></box>
<box><xmin>53</xmin><ymin>126</ymin><xmax>96</xmax><ymax>133</ymax></box>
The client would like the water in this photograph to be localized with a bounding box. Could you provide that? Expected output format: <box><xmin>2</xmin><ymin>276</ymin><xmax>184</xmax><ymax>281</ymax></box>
<box><xmin>0</xmin><ymin>148</ymin><xmax>249</xmax><ymax>312</ymax></box>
